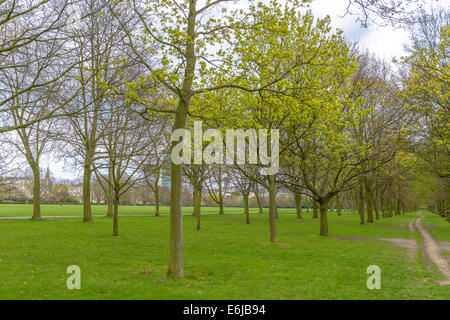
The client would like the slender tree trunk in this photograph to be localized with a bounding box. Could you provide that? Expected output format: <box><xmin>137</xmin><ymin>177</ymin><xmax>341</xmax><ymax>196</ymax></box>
<box><xmin>192</xmin><ymin>188</ymin><xmax>197</xmax><ymax>216</ymax></box>
<box><xmin>218</xmin><ymin>195</ymin><xmax>224</xmax><ymax>215</ymax></box>
<box><xmin>168</xmin><ymin>150</ymin><xmax>184</xmax><ymax>278</ymax></box>
<box><xmin>275</xmin><ymin>199</ymin><xmax>279</xmax><ymax>219</ymax></box>
<box><xmin>395</xmin><ymin>198</ymin><xmax>401</xmax><ymax>215</ymax></box>
<box><xmin>195</xmin><ymin>188</ymin><xmax>201</xmax><ymax>230</ymax></box>
<box><xmin>358</xmin><ymin>181</ymin><xmax>365</xmax><ymax>224</ymax></box>
<box><xmin>113</xmin><ymin>195</ymin><xmax>119</xmax><ymax>236</ymax></box>
<box><xmin>32</xmin><ymin>167</ymin><xmax>41</xmax><ymax>220</ymax></box>
<box><xmin>313</xmin><ymin>199</ymin><xmax>318</xmax><ymax>219</ymax></box>
<box><xmin>294</xmin><ymin>192</ymin><xmax>302</xmax><ymax>219</ymax></box>
<box><xmin>244</xmin><ymin>193</ymin><xmax>250</xmax><ymax>224</ymax></box>
<box><xmin>106</xmin><ymin>166</ymin><xmax>113</xmax><ymax>217</ymax></box>
<box><xmin>319</xmin><ymin>200</ymin><xmax>328</xmax><ymax>236</ymax></box>
<box><xmin>218</xmin><ymin>168</ymin><xmax>224</xmax><ymax>215</ymax></box>
<box><xmin>82</xmin><ymin>161</ymin><xmax>93</xmax><ymax>222</ymax></box>
<box><xmin>365</xmin><ymin>180</ymin><xmax>374</xmax><ymax>223</ymax></box>
<box><xmin>336</xmin><ymin>194</ymin><xmax>342</xmax><ymax>216</ymax></box>
<box><xmin>254</xmin><ymin>183</ymin><xmax>263</xmax><ymax>213</ymax></box>
<box><xmin>155</xmin><ymin>173</ymin><xmax>160</xmax><ymax>216</ymax></box>
<box><xmin>374</xmin><ymin>190</ymin><xmax>380</xmax><ymax>220</ymax></box>
<box><xmin>268</xmin><ymin>175</ymin><xmax>278</xmax><ymax>242</ymax></box>
<box><xmin>380</xmin><ymin>193</ymin><xmax>386</xmax><ymax>218</ymax></box>
<box><xmin>155</xmin><ymin>183</ymin><xmax>160</xmax><ymax>216</ymax></box>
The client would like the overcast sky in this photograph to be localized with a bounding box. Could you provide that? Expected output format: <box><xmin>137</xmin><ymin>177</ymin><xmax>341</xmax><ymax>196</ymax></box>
<box><xmin>45</xmin><ymin>0</ymin><xmax>449</xmax><ymax>181</ymax></box>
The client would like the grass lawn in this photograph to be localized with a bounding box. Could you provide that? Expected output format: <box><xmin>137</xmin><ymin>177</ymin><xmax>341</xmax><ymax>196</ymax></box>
<box><xmin>420</xmin><ymin>211</ymin><xmax>450</xmax><ymax>242</ymax></box>
<box><xmin>0</xmin><ymin>206</ymin><xmax>449</xmax><ymax>300</ymax></box>
<box><xmin>0</xmin><ymin>203</ymin><xmax>261</xmax><ymax>217</ymax></box>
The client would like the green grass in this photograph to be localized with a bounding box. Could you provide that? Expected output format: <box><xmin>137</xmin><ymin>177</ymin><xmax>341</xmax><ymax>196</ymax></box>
<box><xmin>419</xmin><ymin>211</ymin><xmax>450</xmax><ymax>242</ymax></box>
<box><xmin>0</xmin><ymin>207</ymin><xmax>449</xmax><ymax>300</ymax></box>
<box><xmin>0</xmin><ymin>203</ymin><xmax>262</xmax><ymax>217</ymax></box>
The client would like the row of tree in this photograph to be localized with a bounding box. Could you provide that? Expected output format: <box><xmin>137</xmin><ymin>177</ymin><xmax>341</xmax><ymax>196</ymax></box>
<box><xmin>0</xmin><ymin>0</ymin><xmax>448</xmax><ymax>279</ymax></box>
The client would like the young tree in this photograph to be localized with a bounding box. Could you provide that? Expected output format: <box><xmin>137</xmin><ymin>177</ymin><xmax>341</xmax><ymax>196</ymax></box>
<box><xmin>94</xmin><ymin>103</ymin><xmax>152</xmax><ymax>236</ymax></box>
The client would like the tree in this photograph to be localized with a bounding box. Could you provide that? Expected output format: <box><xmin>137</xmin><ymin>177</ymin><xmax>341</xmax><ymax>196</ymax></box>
<box><xmin>228</xmin><ymin>166</ymin><xmax>253</xmax><ymax>224</ymax></box>
<box><xmin>109</xmin><ymin>0</ymin><xmax>304</xmax><ymax>277</ymax></box>
<box><xmin>143</xmin><ymin>117</ymin><xmax>171</xmax><ymax>217</ymax></box>
<box><xmin>402</xmin><ymin>8</ymin><xmax>449</xmax><ymax>220</ymax></box>
<box><xmin>0</xmin><ymin>0</ymin><xmax>84</xmax><ymax>133</ymax></box>
<box><xmin>0</xmin><ymin>35</ymin><xmax>66</xmax><ymax>219</ymax></box>
<box><xmin>205</xmin><ymin>164</ymin><xmax>229</xmax><ymax>216</ymax></box>
<box><xmin>94</xmin><ymin>103</ymin><xmax>152</xmax><ymax>236</ymax></box>
<box><xmin>60</xmin><ymin>0</ymin><xmax>134</xmax><ymax>222</ymax></box>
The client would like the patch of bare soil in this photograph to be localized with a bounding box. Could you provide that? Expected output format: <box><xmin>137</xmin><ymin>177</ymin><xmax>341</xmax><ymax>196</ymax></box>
<box><xmin>378</xmin><ymin>238</ymin><xmax>419</xmax><ymax>260</ymax></box>
<box><xmin>437</xmin><ymin>241</ymin><xmax>450</xmax><ymax>252</ymax></box>
<box><xmin>415</xmin><ymin>216</ymin><xmax>450</xmax><ymax>286</ymax></box>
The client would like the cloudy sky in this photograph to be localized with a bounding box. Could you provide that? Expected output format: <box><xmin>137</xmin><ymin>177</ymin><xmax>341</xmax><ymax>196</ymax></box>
<box><xmin>46</xmin><ymin>0</ymin><xmax>449</xmax><ymax>180</ymax></box>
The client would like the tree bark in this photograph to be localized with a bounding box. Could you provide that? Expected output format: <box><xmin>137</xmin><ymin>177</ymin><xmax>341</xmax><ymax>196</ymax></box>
<box><xmin>155</xmin><ymin>172</ymin><xmax>160</xmax><ymax>217</ymax></box>
<box><xmin>195</xmin><ymin>188</ymin><xmax>201</xmax><ymax>230</ymax></box>
<box><xmin>167</xmin><ymin>0</ymin><xmax>197</xmax><ymax>279</ymax></box>
<box><xmin>32</xmin><ymin>166</ymin><xmax>41</xmax><ymax>220</ymax></box>
<box><xmin>313</xmin><ymin>199</ymin><xmax>318</xmax><ymax>219</ymax></box>
<box><xmin>113</xmin><ymin>195</ymin><xmax>119</xmax><ymax>236</ymax></box>
<box><xmin>106</xmin><ymin>166</ymin><xmax>113</xmax><ymax>217</ymax></box>
<box><xmin>319</xmin><ymin>200</ymin><xmax>328</xmax><ymax>236</ymax></box>
<box><xmin>358</xmin><ymin>181</ymin><xmax>365</xmax><ymax>224</ymax></box>
<box><xmin>336</xmin><ymin>194</ymin><xmax>342</xmax><ymax>216</ymax></box>
<box><xmin>268</xmin><ymin>175</ymin><xmax>278</xmax><ymax>242</ymax></box>
<box><xmin>364</xmin><ymin>179</ymin><xmax>374</xmax><ymax>223</ymax></box>
<box><xmin>218</xmin><ymin>196</ymin><xmax>224</xmax><ymax>215</ymax></box>
<box><xmin>374</xmin><ymin>190</ymin><xmax>380</xmax><ymax>220</ymax></box>
<box><xmin>244</xmin><ymin>193</ymin><xmax>250</xmax><ymax>224</ymax></box>
<box><xmin>82</xmin><ymin>161</ymin><xmax>93</xmax><ymax>222</ymax></box>
<box><xmin>254</xmin><ymin>183</ymin><xmax>263</xmax><ymax>213</ymax></box>
<box><xmin>218</xmin><ymin>169</ymin><xmax>224</xmax><ymax>215</ymax></box>
<box><xmin>395</xmin><ymin>198</ymin><xmax>401</xmax><ymax>215</ymax></box>
<box><xmin>294</xmin><ymin>192</ymin><xmax>302</xmax><ymax>219</ymax></box>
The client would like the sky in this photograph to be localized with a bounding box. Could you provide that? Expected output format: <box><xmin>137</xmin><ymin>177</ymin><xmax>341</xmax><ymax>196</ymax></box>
<box><xmin>44</xmin><ymin>0</ymin><xmax>449</xmax><ymax>180</ymax></box>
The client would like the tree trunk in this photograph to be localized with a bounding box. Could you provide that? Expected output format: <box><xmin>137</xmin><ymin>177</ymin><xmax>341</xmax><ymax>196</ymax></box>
<box><xmin>268</xmin><ymin>175</ymin><xmax>278</xmax><ymax>242</ymax></box>
<box><xmin>358</xmin><ymin>181</ymin><xmax>365</xmax><ymax>224</ymax></box>
<box><xmin>395</xmin><ymin>198</ymin><xmax>401</xmax><ymax>215</ymax></box>
<box><xmin>195</xmin><ymin>188</ymin><xmax>201</xmax><ymax>230</ymax></box>
<box><xmin>113</xmin><ymin>195</ymin><xmax>119</xmax><ymax>236</ymax></box>
<box><xmin>219</xmin><ymin>196</ymin><xmax>224</xmax><ymax>215</ymax></box>
<box><xmin>106</xmin><ymin>166</ymin><xmax>113</xmax><ymax>217</ymax></box>
<box><xmin>365</xmin><ymin>180</ymin><xmax>374</xmax><ymax>223</ymax></box>
<box><xmin>319</xmin><ymin>200</ymin><xmax>328</xmax><ymax>236</ymax></box>
<box><xmin>313</xmin><ymin>199</ymin><xmax>318</xmax><ymax>219</ymax></box>
<box><xmin>380</xmin><ymin>193</ymin><xmax>386</xmax><ymax>218</ymax></box>
<box><xmin>32</xmin><ymin>167</ymin><xmax>41</xmax><ymax>220</ymax></box>
<box><xmin>82</xmin><ymin>162</ymin><xmax>93</xmax><ymax>222</ymax></box>
<box><xmin>336</xmin><ymin>194</ymin><xmax>342</xmax><ymax>216</ymax></box>
<box><xmin>244</xmin><ymin>193</ymin><xmax>250</xmax><ymax>224</ymax></box>
<box><xmin>294</xmin><ymin>192</ymin><xmax>302</xmax><ymax>219</ymax></box>
<box><xmin>155</xmin><ymin>183</ymin><xmax>160</xmax><ymax>217</ymax></box>
<box><xmin>168</xmin><ymin>148</ymin><xmax>184</xmax><ymax>278</ymax></box>
<box><xmin>155</xmin><ymin>173</ymin><xmax>160</xmax><ymax>217</ymax></box>
<box><xmin>254</xmin><ymin>183</ymin><xmax>263</xmax><ymax>213</ymax></box>
<box><xmin>387</xmin><ymin>199</ymin><xmax>393</xmax><ymax>217</ymax></box>
<box><xmin>374</xmin><ymin>190</ymin><xmax>380</xmax><ymax>220</ymax></box>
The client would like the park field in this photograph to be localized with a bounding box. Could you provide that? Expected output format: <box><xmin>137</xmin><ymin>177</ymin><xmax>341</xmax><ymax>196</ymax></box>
<box><xmin>0</xmin><ymin>206</ymin><xmax>449</xmax><ymax>300</ymax></box>
<box><xmin>0</xmin><ymin>203</ymin><xmax>256</xmax><ymax>217</ymax></box>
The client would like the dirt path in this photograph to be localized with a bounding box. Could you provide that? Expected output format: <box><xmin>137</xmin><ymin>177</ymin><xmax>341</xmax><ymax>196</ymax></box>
<box><xmin>415</xmin><ymin>215</ymin><xmax>450</xmax><ymax>285</ymax></box>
